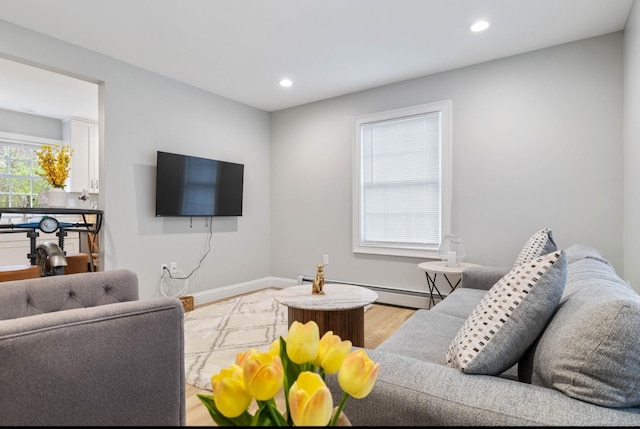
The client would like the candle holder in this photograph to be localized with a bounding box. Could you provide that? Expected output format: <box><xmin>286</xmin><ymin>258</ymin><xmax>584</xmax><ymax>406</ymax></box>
<box><xmin>438</xmin><ymin>234</ymin><xmax>466</xmax><ymax>267</ymax></box>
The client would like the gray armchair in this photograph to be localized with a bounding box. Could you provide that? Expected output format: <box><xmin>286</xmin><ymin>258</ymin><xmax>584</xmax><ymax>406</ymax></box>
<box><xmin>0</xmin><ymin>269</ymin><xmax>185</xmax><ymax>426</ymax></box>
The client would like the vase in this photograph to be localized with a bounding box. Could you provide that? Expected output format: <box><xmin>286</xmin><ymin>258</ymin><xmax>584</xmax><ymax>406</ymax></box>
<box><xmin>335</xmin><ymin>411</ymin><xmax>351</xmax><ymax>426</ymax></box>
<box><xmin>47</xmin><ymin>188</ymin><xmax>68</xmax><ymax>208</ymax></box>
<box><xmin>437</xmin><ymin>234</ymin><xmax>466</xmax><ymax>267</ymax></box>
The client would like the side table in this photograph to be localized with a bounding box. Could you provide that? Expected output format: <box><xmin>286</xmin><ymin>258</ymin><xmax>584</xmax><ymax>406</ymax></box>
<box><xmin>418</xmin><ymin>261</ymin><xmax>481</xmax><ymax>308</ymax></box>
<box><xmin>274</xmin><ymin>284</ymin><xmax>378</xmax><ymax>347</ymax></box>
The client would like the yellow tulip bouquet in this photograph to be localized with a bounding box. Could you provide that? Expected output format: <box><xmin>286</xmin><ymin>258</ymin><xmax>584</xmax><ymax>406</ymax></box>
<box><xmin>198</xmin><ymin>320</ymin><xmax>380</xmax><ymax>426</ymax></box>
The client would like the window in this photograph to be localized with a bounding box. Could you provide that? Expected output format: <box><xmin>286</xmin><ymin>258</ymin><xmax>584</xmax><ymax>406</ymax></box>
<box><xmin>0</xmin><ymin>132</ymin><xmax>58</xmax><ymax>208</ymax></box>
<box><xmin>353</xmin><ymin>100</ymin><xmax>452</xmax><ymax>258</ymax></box>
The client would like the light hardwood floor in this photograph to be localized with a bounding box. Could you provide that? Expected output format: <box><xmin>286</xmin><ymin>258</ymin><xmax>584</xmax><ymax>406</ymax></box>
<box><xmin>185</xmin><ymin>298</ymin><xmax>416</xmax><ymax>426</ymax></box>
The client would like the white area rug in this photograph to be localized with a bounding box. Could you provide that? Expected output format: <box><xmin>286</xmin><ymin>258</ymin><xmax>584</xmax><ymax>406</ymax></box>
<box><xmin>184</xmin><ymin>288</ymin><xmax>288</xmax><ymax>391</ymax></box>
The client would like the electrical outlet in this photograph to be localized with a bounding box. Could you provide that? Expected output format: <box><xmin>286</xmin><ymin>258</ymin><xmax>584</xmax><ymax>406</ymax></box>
<box><xmin>170</xmin><ymin>262</ymin><xmax>177</xmax><ymax>273</ymax></box>
<box><xmin>323</xmin><ymin>254</ymin><xmax>329</xmax><ymax>265</ymax></box>
<box><xmin>160</xmin><ymin>263</ymin><xmax>168</xmax><ymax>275</ymax></box>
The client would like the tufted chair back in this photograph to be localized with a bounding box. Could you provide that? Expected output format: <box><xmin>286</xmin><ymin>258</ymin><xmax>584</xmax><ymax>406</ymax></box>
<box><xmin>0</xmin><ymin>268</ymin><xmax>185</xmax><ymax>426</ymax></box>
<box><xmin>0</xmin><ymin>269</ymin><xmax>139</xmax><ymax>320</ymax></box>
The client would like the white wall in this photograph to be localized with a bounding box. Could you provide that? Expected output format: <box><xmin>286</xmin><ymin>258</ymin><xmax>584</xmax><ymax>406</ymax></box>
<box><xmin>271</xmin><ymin>33</ymin><xmax>625</xmax><ymax>295</ymax></box>
<box><xmin>0</xmin><ymin>18</ymin><xmax>633</xmax><ymax>303</ymax></box>
<box><xmin>0</xmin><ymin>108</ymin><xmax>62</xmax><ymax>139</ymax></box>
<box><xmin>0</xmin><ymin>20</ymin><xmax>272</xmax><ymax>300</ymax></box>
<box><xmin>624</xmin><ymin>0</ymin><xmax>640</xmax><ymax>289</ymax></box>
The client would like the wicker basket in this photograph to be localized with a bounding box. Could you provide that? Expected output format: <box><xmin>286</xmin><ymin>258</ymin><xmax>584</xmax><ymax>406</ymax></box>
<box><xmin>179</xmin><ymin>295</ymin><xmax>194</xmax><ymax>312</ymax></box>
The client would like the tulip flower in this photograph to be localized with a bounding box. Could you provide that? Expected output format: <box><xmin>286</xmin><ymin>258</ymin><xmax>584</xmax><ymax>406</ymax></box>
<box><xmin>288</xmin><ymin>371</ymin><xmax>334</xmax><ymax>426</ymax></box>
<box><xmin>235</xmin><ymin>348</ymin><xmax>262</xmax><ymax>368</ymax></box>
<box><xmin>243</xmin><ymin>351</ymin><xmax>284</xmax><ymax>401</ymax></box>
<box><xmin>338</xmin><ymin>349</ymin><xmax>380</xmax><ymax>399</ymax></box>
<box><xmin>200</xmin><ymin>319</ymin><xmax>380</xmax><ymax>426</ymax></box>
<box><xmin>268</xmin><ymin>338</ymin><xmax>281</xmax><ymax>357</ymax></box>
<box><xmin>314</xmin><ymin>331</ymin><xmax>352</xmax><ymax>374</ymax></box>
<box><xmin>286</xmin><ymin>321</ymin><xmax>320</xmax><ymax>364</ymax></box>
<box><xmin>210</xmin><ymin>364</ymin><xmax>253</xmax><ymax>418</ymax></box>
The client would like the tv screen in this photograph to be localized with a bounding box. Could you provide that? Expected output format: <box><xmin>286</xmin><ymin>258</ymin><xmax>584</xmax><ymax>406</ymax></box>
<box><xmin>155</xmin><ymin>151</ymin><xmax>244</xmax><ymax>217</ymax></box>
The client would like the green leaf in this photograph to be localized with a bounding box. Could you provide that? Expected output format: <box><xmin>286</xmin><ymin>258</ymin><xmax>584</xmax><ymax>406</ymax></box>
<box><xmin>279</xmin><ymin>336</ymin><xmax>300</xmax><ymax>426</ymax></box>
<box><xmin>279</xmin><ymin>337</ymin><xmax>302</xmax><ymax>393</ymax></box>
<box><xmin>253</xmin><ymin>399</ymin><xmax>287</xmax><ymax>426</ymax></box>
<box><xmin>266</xmin><ymin>400</ymin><xmax>288</xmax><ymax>426</ymax></box>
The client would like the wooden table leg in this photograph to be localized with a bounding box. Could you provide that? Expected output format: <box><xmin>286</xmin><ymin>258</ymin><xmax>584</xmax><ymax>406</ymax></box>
<box><xmin>287</xmin><ymin>306</ymin><xmax>365</xmax><ymax>347</ymax></box>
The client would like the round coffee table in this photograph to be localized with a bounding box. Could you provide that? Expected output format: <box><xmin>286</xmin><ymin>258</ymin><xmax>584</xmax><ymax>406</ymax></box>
<box><xmin>274</xmin><ymin>284</ymin><xmax>378</xmax><ymax>347</ymax></box>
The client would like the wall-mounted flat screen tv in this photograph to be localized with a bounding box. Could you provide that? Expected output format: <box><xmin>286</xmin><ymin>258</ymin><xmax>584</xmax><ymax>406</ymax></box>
<box><xmin>155</xmin><ymin>151</ymin><xmax>244</xmax><ymax>217</ymax></box>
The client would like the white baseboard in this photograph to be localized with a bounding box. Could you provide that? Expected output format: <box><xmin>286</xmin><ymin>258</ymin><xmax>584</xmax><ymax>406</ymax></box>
<box><xmin>190</xmin><ymin>276</ymin><xmax>429</xmax><ymax>309</ymax></box>
<box><xmin>189</xmin><ymin>276</ymin><xmax>295</xmax><ymax>306</ymax></box>
<box><xmin>371</xmin><ymin>289</ymin><xmax>431</xmax><ymax>308</ymax></box>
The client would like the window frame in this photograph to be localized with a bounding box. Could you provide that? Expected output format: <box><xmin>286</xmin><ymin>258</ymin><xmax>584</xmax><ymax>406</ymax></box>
<box><xmin>352</xmin><ymin>100</ymin><xmax>452</xmax><ymax>259</ymax></box>
<box><xmin>0</xmin><ymin>131</ymin><xmax>62</xmax><ymax>209</ymax></box>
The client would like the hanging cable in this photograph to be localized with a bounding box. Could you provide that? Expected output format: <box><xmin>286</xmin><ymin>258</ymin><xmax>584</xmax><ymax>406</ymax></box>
<box><xmin>164</xmin><ymin>216</ymin><xmax>214</xmax><ymax>281</ymax></box>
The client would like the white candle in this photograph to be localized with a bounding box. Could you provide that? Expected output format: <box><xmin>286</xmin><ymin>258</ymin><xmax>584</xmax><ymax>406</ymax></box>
<box><xmin>447</xmin><ymin>250</ymin><xmax>457</xmax><ymax>267</ymax></box>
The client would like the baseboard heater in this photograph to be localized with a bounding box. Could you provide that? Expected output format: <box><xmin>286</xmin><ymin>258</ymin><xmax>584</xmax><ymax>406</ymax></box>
<box><xmin>298</xmin><ymin>276</ymin><xmax>431</xmax><ymax>309</ymax></box>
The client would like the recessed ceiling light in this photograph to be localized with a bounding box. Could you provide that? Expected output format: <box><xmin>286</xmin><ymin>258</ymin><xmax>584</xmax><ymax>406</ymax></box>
<box><xmin>279</xmin><ymin>78</ymin><xmax>293</xmax><ymax>88</ymax></box>
<box><xmin>470</xmin><ymin>21</ymin><xmax>490</xmax><ymax>32</ymax></box>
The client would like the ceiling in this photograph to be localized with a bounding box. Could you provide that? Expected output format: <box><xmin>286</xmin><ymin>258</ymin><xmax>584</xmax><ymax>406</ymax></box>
<box><xmin>0</xmin><ymin>0</ymin><xmax>634</xmax><ymax>120</ymax></box>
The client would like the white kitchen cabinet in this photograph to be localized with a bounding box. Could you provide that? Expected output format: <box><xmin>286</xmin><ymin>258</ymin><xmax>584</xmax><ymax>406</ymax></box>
<box><xmin>63</xmin><ymin>117</ymin><xmax>99</xmax><ymax>193</ymax></box>
<box><xmin>0</xmin><ymin>232</ymin><xmax>79</xmax><ymax>265</ymax></box>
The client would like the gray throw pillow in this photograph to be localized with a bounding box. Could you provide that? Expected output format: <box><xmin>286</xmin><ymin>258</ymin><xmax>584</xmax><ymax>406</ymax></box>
<box><xmin>519</xmin><ymin>252</ymin><xmax>640</xmax><ymax>407</ymax></box>
<box><xmin>445</xmin><ymin>251</ymin><xmax>567</xmax><ymax>375</ymax></box>
<box><xmin>513</xmin><ymin>228</ymin><xmax>557</xmax><ymax>268</ymax></box>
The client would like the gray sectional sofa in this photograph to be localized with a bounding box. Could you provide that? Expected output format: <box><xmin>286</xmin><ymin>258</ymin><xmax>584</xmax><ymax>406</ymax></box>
<box><xmin>0</xmin><ymin>269</ymin><xmax>186</xmax><ymax>426</ymax></box>
<box><xmin>328</xmin><ymin>243</ymin><xmax>640</xmax><ymax>425</ymax></box>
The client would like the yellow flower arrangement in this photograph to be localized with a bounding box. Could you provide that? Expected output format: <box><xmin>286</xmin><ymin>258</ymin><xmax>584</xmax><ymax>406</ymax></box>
<box><xmin>198</xmin><ymin>320</ymin><xmax>380</xmax><ymax>426</ymax></box>
<box><xmin>35</xmin><ymin>144</ymin><xmax>73</xmax><ymax>188</ymax></box>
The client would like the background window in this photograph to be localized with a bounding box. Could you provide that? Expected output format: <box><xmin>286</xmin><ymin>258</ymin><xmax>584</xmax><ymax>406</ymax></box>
<box><xmin>353</xmin><ymin>100</ymin><xmax>452</xmax><ymax>258</ymax></box>
<box><xmin>0</xmin><ymin>136</ymin><xmax>52</xmax><ymax>208</ymax></box>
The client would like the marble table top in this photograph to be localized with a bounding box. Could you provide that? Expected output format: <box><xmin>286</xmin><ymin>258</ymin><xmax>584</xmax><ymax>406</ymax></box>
<box><xmin>274</xmin><ymin>284</ymin><xmax>378</xmax><ymax>311</ymax></box>
<box><xmin>417</xmin><ymin>260</ymin><xmax>481</xmax><ymax>275</ymax></box>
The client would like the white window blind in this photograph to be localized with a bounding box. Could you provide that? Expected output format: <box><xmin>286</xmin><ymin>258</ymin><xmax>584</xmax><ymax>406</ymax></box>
<box><xmin>353</xmin><ymin>101</ymin><xmax>451</xmax><ymax>258</ymax></box>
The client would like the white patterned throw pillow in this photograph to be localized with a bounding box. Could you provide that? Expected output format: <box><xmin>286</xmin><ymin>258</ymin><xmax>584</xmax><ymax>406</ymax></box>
<box><xmin>513</xmin><ymin>228</ymin><xmax>557</xmax><ymax>268</ymax></box>
<box><xmin>445</xmin><ymin>250</ymin><xmax>567</xmax><ymax>375</ymax></box>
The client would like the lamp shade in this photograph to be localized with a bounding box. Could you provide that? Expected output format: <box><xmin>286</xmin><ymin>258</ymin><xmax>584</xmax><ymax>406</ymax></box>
<box><xmin>438</xmin><ymin>234</ymin><xmax>466</xmax><ymax>266</ymax></box>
